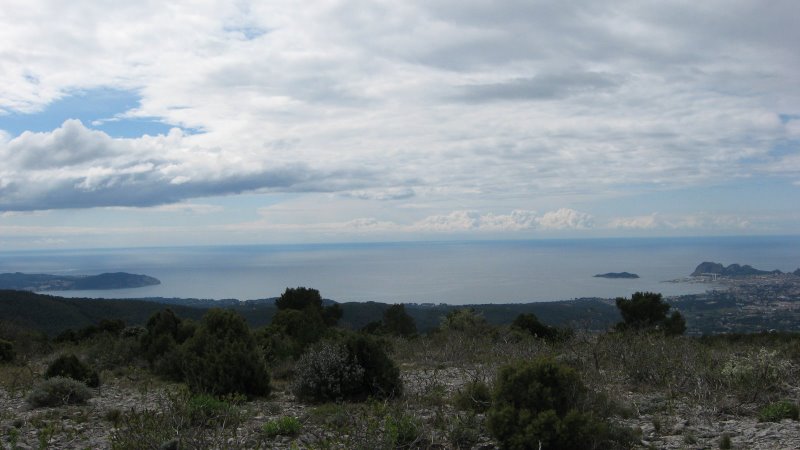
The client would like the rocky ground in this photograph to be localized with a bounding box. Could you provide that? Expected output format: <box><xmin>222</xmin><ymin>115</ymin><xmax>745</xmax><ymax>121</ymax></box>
<box><xmin>2</xmin><ymin>365</ymin><xmax>800</xmax><ymax>449</ymax></box>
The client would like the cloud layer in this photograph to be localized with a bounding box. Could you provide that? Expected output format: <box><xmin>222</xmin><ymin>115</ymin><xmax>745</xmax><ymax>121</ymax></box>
<box><xmin>0</xmin><ymin>0</ymin><xmax>798</xmax><ymax>243</ymax></box>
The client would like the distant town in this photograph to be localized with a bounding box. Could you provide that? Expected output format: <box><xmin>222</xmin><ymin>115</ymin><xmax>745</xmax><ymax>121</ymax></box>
<box><xmin>668</xmin><ymin>265</ymin><xmax>800</xmax><ymax>334</ymax></box>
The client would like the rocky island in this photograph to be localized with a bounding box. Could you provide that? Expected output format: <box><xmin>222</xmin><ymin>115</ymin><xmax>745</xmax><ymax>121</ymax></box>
<box><xmin>594</xmin><ymin>272</ymin><xmax>639</xmax><ymax>279</ymax></box>
<box><xmin>0</xmin><ymin>272</ymin><xmax>161</xmax><ymax>291</ymax></box>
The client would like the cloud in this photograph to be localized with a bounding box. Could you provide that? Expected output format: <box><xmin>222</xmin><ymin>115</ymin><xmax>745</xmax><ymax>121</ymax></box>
<box><xmin>0</xmin><ymin>0</ymin><xmax>797</xmax><ymax>228</ymax></box>
<box><xmin>0</xmin><ymin>120</ymin><xmax>380</xmax><ymax>210</ymax></box>
<box><xmin>608</xmin><ymin>214</ymin><xmax>661</xmax><ymax>230</ymax></box>
<box><xmin>536</xmin><ymin>208</ymin><xmax>594</xmax><ymax>230</ymax></box>
<box><xmin>409</xmin><ymin>209</ymin><xmax>589</xmax><ymax>232</ymax></box>
<box><xmin>341</xmin><ymin>188</ymin><xmax>416</xmax><ymax>201</ymax></box>
<box><xmin>608</xmin><ymin>213</ymin><xmax>750</xmax><ymax>230</ymax></box>
<box><xmin>455</xmin><ymin>71</ymin><xmax>621</xmax><ymax>102</ymax></box>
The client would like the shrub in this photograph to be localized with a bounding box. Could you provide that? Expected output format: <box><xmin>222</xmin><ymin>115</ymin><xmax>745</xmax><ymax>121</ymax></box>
<box><xmin>45</xmin><ymin>354</ymin><xmax>100</xmax><ymax>387</ymax></box>
<box><xmin>722</xmin><ymin>348</ymin><xmax>792</xmax><ymax>401</ymax></box>
<box><xmin>487</xmin><ymin>357</ymin><xmax>632</xmax><ymax>450</ymax></box>
<box><xmin>345</xmin><ymin>333</ymin><xmax>403</xmax><ymax>399</ymax></box>
<box><xmin>292</xmin><ymin>340</ymin><xmax>365</xmax><ymax>402</ymax></box>
<box><xmin>0</xmin><ymin>339</ymin><xmax>14</xmax><ymax>363</ymax></box>
<box><xmin>27</xmin><ymin>376</ymin><xmax>92</xmax><ymax>407</ymax></box>
<box><xmin>262</xmin><ymin>416</ymin><xmax>302</xmax><ymax>438</ymax></box>
<box><xmin>385</xmin><ymin>412</ymin><xmax>423</xmax><ymax>448</ymax></box>
<box><xmin>140</xmin><ymin>309</ymin><xmax>194</xmax><ymax>380</ymax></box>
<box><xmin>453</xmin><ymin>380</ymin><xmax>492</xmax><ymax>413</ymax></box>
<box><xmin>181</xmin><ymin>309</ymin><xmax>271</xmax><ymax>397</ymax></box>
<box><xmin>292</xmin><ymin>333</ymin><xmax>402</xmax><ymax>402</ymax></box>
<box><xmin>758</xmin><ymin>400</ymin><xmax>799</xmax><ymax>422</ymax></box>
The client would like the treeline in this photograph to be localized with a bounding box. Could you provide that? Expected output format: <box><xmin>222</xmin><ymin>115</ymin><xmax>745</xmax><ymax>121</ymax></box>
<box><xmin>0</xmin><ymin>289</ymin><xmax>620</xmax><ymax>337</ymax></box>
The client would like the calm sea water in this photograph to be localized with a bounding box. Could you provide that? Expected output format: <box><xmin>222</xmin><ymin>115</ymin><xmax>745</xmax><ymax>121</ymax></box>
<box><xmin>1</xmin><ymin>236</ymin><xmax>798</xmax><ymax>304</ymax></box>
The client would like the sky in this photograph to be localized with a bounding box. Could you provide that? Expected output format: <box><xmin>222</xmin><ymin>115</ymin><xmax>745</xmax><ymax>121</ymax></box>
<box><xmin>1</xmin><ymin>0</ymin><xmax>799</xmax><ymax>250</ymax></box>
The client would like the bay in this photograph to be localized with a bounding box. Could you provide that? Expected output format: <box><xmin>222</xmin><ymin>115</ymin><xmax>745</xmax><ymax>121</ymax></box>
<box><xmin>1</xmin><ymin>236</ymin><xmax>797</xmax><ymax>304</ymax></box>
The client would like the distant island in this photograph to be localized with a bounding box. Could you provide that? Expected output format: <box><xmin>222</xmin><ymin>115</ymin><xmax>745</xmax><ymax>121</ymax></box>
<box><xmin>594</xmin><ymin>272</ymin><xmax>639</xmax><ymax>279</ymax></box>
<box><xmin>691</xmin><ymin>262</ymin><xmax>784</xmax><ymax>277</ymax></box>
<box><xmin>0</xmin><ymin>272</ymin><xmax>161</xmax><ymax>291</ymax></box>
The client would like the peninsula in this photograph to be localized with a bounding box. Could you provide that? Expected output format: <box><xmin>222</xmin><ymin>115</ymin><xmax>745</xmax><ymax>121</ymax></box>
<box><xmin>0</xmin><ymin>272</ymin><xmax>161</xmax><ymax>291</ymax></box>
<box><xmin>691</xmin><ymin>262</ymin><xmax>783</xmax><ymax>277</ymax></box>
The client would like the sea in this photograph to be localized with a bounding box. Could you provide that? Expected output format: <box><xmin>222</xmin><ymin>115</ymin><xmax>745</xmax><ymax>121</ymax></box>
<box><xmin>1</xmin><ymin>236</ymin><xmax>798</xmax><ymax>305</ymax></box>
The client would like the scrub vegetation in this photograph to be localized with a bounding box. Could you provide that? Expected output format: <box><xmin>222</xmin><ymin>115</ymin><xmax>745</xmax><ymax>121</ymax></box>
<box><xmin>1</xmin><ymin>289</ymin><xmax>799</xmax><ymax>449</ymax></box>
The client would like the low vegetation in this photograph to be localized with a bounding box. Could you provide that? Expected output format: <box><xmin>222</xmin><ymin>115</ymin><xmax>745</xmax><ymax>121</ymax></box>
<box><xmin>1</xmin><ymin>289</ymin><xmax>799</xmax><ymax>449</ymax></box>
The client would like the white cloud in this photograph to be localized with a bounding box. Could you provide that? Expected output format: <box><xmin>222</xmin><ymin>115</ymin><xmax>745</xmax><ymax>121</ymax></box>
<box><xmin>608</xmin><ymin>213</ymin><xmax>751</xmax><ymax>230</ymax></box>
<box><xmin>536</xmin><ymin>208</ymin><xmax>594</xmax><ymax>230</ymax></box>
<box><xmin>608</xmin><ymin>214</ymin><xmax>661</xmax><ymax>230</ymax></box>
<box><xmin>0</xmin><ymin>0</ymin><xmax>797</xmax><ymax>243</ymax></box>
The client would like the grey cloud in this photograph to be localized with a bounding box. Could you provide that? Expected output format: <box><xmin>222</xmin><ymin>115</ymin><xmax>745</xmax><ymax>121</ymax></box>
<box><xmin>455</xmin><ymin>71</ymin><xmax>620</xmax><ymax>103</ymax></box>
<box><xmin>0</xmin><ymin>121</ymin><xmax>382</xmax><ymax>211</ymax></box>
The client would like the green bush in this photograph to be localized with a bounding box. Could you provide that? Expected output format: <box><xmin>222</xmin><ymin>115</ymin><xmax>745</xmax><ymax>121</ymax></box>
<box><xmin>292</xmin><ymin>340</ymin><xmax>365</xmax><ymax>402</ymax></box>
<box><xmin>181</xmin><ymin>309</ymin><xmax>271</xmax><ymax>398</ymax></box>
<box><xmin>758</xmin><ymin>400</ymin><xmax>799</xmax><ymax>422</ymax></box>
<box><xmin>722</xmin><ymin>348</ymin><xmax>792</xmax><ymax>402</ymax></box>
<box><xmin>262</xmin><ymin>416</ymin><xmax>302</xmax><ymax>438</ymax></box>
<box><xmin>186</xmin><ymin>393</ymin><xmax>240</xmax><ymax>427</ymax></box>
<box><xmin>45</xmin><ymin>354</ymin><xmax>100</xmax><ymax>387</ymax></box>
<box><xmin>0</xmin><ymin>339</ymin><xmax>14</xmax><ymax>363</ymax></box>
<box><xmin>27</xmin><ymin>376</ymin><xmax>93</xmax><ymax>407</ymax></box>
<box><xmin>292</xmin><ymin>333</ymin><xmax>402</xmax><ymax>402</ymax></box>
<box><xmin>453</xmin><ymin>380</ymin><xmax>492</xmax><ymax>413</ymax></box>
<box><xmin>487</xmin><ymin>357</ymin><xmax>632</xmax><ymax>450</ymax></box>
<box><xmin>140</xmin><ymin>309</ymin><xmax>194</xmax><ymax>380</ymax></box>
<box><xmin>385</xmin><ymin>412</ymin><xmax>423</xmax><ymax>448</ymax></box>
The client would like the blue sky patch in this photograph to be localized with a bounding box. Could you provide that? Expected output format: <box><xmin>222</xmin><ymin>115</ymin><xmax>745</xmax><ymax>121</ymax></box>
<box><xmin>0</xmin><ymin>88</ymin><xmax>173</xmax><ymax>138</ymax></box>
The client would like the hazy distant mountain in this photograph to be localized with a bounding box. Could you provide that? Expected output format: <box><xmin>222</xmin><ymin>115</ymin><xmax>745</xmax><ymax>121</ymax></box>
<box><xmin>0</xmin><ymin>272</ymin><xmax>160</xmax><ymax>291</ymax></box>
<box><xmin>691</xmin><ymin>262</ymin><xmax>781</xmax><ymax>277</ymax></box>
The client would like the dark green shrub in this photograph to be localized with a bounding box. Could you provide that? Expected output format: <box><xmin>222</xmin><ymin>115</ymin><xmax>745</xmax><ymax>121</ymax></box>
<box><xmin>345</xmin><ymin>333</ymin><xmax>403</xmax><ymax>399</ymax></box>
<box><xmin>181</xmin><ymin>309</ymin><xmax>270</xmax><ymax>397</ymax></box>
<box><xmin>453</xmin><ymin>380</ymin><xmax>492</xmax><ymax>413</ymax></box>
<box><xmin>27</xmin><ymin>376</ymin><xmax>92</xmax><ymax>407</ymax></box>
<box><xmin>487</xmin><ymin>357</ymin><xmax>631</xmax><ymax>450</ymax></box>
<box><xmin>292</xmin><ymin>333</ymin><xmax>402</xmax><ymax>402</ymax></box>
<box><xmin>45</xmin><ymin>354</ymin><xmax>100</xmax><ymax>387</ymax></box>
<box><xmin>292</xmin><ymin>340</ymin><xmax>365</xmax><ymax>402</ymax></box>
<box><xmin>0</xmin><ymin>339</ymin><xmax>14</xmax><ymax>363</ymax></box>
<box><xmin>758</xmin><ymin>400</ymin><xmax>799</xmax><ymax>422</ymax></box>
<box><xmin>140</xmin><ymin>309</ymin><xmax>195</xmax><ymax>380</ymax></box>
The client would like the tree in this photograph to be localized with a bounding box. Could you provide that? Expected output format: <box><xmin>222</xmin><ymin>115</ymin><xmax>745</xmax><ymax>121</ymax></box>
<box><xmin>440</xmin><ymin>308</ymin><xmax>488</xmax><ymax>332</ymax></box>
<box><xmin>615</xmin><ymin>292</ymin><xmax>685</xmax><ymax>335</ymax></box>
<box><xmin>511</xmin><ymin>313</ymin><xmax>559</xmax><ymax>341</ymax></box>
<box><xmin>275</xmin><ymin>287</ymin><xmax>323</xmax><ymax>311</ymax></box>
<box><xmin>263</xmin><ymin>287</ymin><xmax>341</xmax><ymax>360</ymax></box>
<box><xmin>382</xmin><ymin>304</ymin><xmax>417</xmax><ymax>337</ymax></box>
